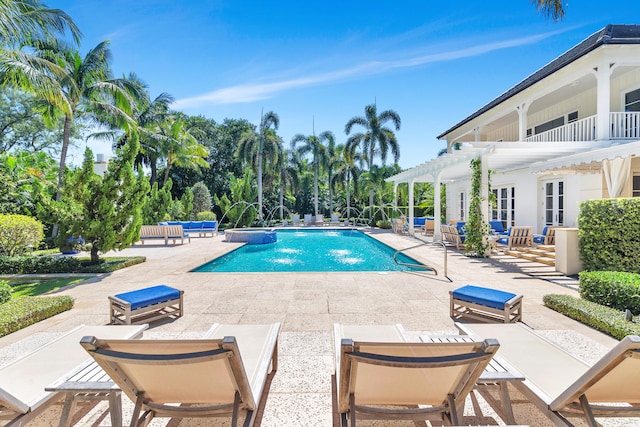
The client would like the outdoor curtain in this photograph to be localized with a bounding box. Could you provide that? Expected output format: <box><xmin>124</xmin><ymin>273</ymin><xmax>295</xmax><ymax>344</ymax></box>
<box><xmin>602</xmin><ymin>156</ymin><xmax>631</xmax><ymax>198</ymax></box>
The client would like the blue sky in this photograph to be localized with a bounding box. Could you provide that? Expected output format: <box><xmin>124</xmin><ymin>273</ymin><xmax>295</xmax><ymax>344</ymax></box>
<box><xmin>52</xmin><ymin>0</ymin><xmax>640</xmax><ymax>169</ymax></box>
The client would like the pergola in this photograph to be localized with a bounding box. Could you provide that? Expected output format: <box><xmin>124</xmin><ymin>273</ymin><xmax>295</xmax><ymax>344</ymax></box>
<box><xmin>386</xmin><ymin>140</ymin><xmax>640</xmax><ymax>237</ymax></box>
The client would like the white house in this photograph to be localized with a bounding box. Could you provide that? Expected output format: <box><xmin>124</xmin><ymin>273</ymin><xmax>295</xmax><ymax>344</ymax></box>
<box><xmin>388</xmin><ymin>24</ymin><xmax>640</xmax><ymax>238</ymax></box>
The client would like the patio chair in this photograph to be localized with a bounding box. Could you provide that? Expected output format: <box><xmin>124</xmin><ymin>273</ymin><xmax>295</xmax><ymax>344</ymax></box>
<box><xmin>303</xmin><ymin>214</ymin><xmax>313</xmax><ymax>226</ymax></box>
<box><xmin>457</xmin><ymin>322</ymin><xmax>640</xmax><ymax>427</ymax></box>
<box><xmin>315</xmin><ymin>214</ymin><xmax>325</xmax><ymax>226</ymax></box>
<box><xmin>334</xmin><ymin>323</ymin><xmax>499</xmax><ymax>426</ymax></box>
<box><xmin>495</xmin><ymin>226</ymin><xmax>533</xmax><ymax>250</ymax></box>
<box><xmin>291</xmin><ymin>214</ymin><xmax>300</xmax><ymax>226</ymax></box>
<box><xmin>533</xmin><ymin>225</ymin><xmax>564</xmax><ymax>246</ymax></box>
<box><xmin>80</xmin><ymin>322</ymin><xmax>280</xmax><ymax>427</ymax></box>
<box><xmin>330</xmin><ymin>213</ymin><xmax>341</xmax><ymax>225</ymax></box>
<box><xmin>392</xmin><ymin>218</ymin><xmax>408</xmax><ymax>235</ymax></box>
<box><xmin>441</xmin><ymin>224</ymin><xmax>465</xmax><ymax>249</ymax></box>
<box><xmin>489</xmin><ymin>220</ymin><xmax>508</xmax><ymax>235</ymax></box>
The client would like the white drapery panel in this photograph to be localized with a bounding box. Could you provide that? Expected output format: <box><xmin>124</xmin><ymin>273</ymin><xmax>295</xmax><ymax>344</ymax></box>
<box><xmin>602</xmin><ymin>157</ymin><xmax>631</xmax><ymax>198</ymax></box>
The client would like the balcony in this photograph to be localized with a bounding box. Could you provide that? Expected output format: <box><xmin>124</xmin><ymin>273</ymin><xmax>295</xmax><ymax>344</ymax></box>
<box><xmin>524</xmin><ymin>113</ymin><xmax>640</xmax><ymax>142</ymax></box>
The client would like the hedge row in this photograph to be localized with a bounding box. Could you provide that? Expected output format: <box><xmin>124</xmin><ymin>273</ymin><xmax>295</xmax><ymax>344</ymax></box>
<box><xmin>579</xmin><ymin>271</ymin><xmax>640</xmax><ymax>314</ymax></box>
<box><xmin>0</xmin><ymin>296</ymin><xmax>74</xmax><ymax>337</ymax></box>
<box><xmin>543</xmin><ymin>294</ymin><xmax>640</xmax><ymax>340</ymax></box>
<box><xmin>0</xmin><ymin>256</ymin><xmax>145</xmax><ymax>274</ymax></box>
<box><xmin>579</xmin><ymin>198</ymin><xmax>640</xmax><ymax>273</ymax></box>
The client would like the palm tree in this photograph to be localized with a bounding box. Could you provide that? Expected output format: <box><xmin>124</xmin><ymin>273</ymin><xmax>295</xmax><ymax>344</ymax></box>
<box><xmin>158</xmin><ymin>112</ymin><xmax>209</xmax><ymax>187</ymax></box>
<box><xmin>532</xmin><ymin>0</ymin><xmax>565</xmax><ymax>21</ymax></box>
<box><xmin>345</xmin><ymin>103</ymin><xmax>401</xmax><ymax>211</ymax></box>
<box><xmin>236</xmin><ymin>110</ymin><xmax>280</xmax><ymax>221</ymax></box>
<box><xmin>291</xmin><ymin>130</ymin><xmax>329</xmax><ymax>216</ymax></box>
<box><xmin>331</xmin><ymin>144</ymin><xmax>363</xmax><ymax>221</ymax></box>
<box><xmin>30</xmin><ymin>40</ymin><xmax>139</xmax><ymax>203</ymax></box>
<box><xmin>323</xmin><ymin>131</ymin><xmax>337</xmax><ymax>215</ymax></box>
<box><xmin>0</xmin><ymin>0</ymin><xmax>81</xmax><ymax>46</ymax></box>
<box><xmin>276</xmin><ymin>149</ymin><xmax>299</xmax><ymax>220</ymax></box>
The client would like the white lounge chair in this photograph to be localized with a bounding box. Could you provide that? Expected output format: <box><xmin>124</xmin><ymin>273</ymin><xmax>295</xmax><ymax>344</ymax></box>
<box><xmin>81</xmin><ymin>323</ymin><xmax>280</xmax><ymax>427</ymax></box>
<box><xmin>291</xmin><ymin>214</ymin><xmax>300</xmax><ymax>226</ymax></box>
<box><xmin>315</xmin><ymin>214</ymin><xmax>325</xmax><ymax>226</ymax></box>
<box><xmin>330</xmin><ymin>213</ymin><xmax>341</xmax><ymax>225</ymax></box>
<box><xmin>303</xmin><ymin>214</ymin><xmax>313</xmax><ymax>226</ymax></box>
<box><xmin>457</xmin><ymin>322</ymin><xmax>640</xmax><ymax>427</ymax></box>
<box><xmin>334</xmin><ymin>324</ymin><xmax>499</xmax><ymax>426</ymax></box>
<box><xmin>0</xmin><ymin>324</ymin><xmax>146</xmax><ymax>426</ymax></box>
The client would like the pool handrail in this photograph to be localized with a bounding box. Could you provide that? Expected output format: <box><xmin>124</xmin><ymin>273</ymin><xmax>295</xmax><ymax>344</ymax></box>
<box><xmin>392</xmin><ymin>241</ymin><xmax>451</xmax><ymax>282</ymax></box>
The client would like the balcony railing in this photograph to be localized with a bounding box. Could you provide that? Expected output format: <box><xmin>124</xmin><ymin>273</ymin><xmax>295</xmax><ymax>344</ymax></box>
<box><xmin>524</xmin><ymin>115</ymin><xmax>596</xmax><ymax>142</ymax></box>
<box><xmin>610</xmin><ymin>112</ymin><xmax>640</xmax><ymax>139</ymax></box>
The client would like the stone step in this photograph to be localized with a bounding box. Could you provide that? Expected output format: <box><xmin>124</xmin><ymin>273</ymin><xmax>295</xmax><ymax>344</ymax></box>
<box><xmin>518</xmin><ymin>247</ymin><xmax>556</xmax><ymax>259</ymax></box>
<box><xmin>503</xmin><ymin>249</ymin><xmax>556</xmax><ymax>266</ymax></box>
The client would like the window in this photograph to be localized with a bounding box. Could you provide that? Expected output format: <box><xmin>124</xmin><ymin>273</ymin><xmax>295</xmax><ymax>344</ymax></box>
<box><xmin>633</xmin><ymin>175</ymin><xmax>640</xmax><ymax>197</ymax></box>
<box><xmin>625</xmin><ymin>88</ymin><xmax>640</xmax><ymax>112</ymax></box>
<box><xmin>532</xmin><ymin>111</ymin><xmax>578</xmax><ymax>135</ymax></box>
<box><xmin>459</xmin><ymin>192</ymin><xmax>466</xmax><ymax>221</ymax></box>
<box><xmin>490</xmin><ymin>186</ymin><xmax>515</xmax><ymax>226</ymax></box>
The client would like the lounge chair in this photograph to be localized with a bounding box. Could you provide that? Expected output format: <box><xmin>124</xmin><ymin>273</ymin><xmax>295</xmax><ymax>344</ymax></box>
<box><xmin>457</xmin><ymin>322</ymin><xmax>640</xmax><ymax>427</ymax></box>
<box><xmin>334</xmin><ymin>323</ymin><xmax>499</xmax><ymax>426</ymax></box>
<box><xmin>489</xmin><ymin>220</ymin><xmax>508</xmax><ymax>235</ymax></box>
<box><xmin>392</xmin><ymin>218</ymin><xmax>408</xmax><ymax>235</ymax></box>
<box><xmin>291</xmin><ymin>214</ymin><xmax>301</xmax><ymax>226</ymax></box>
<box><xmin>315</xmin><ymin>214</ymin><xmax>325</xmax><ymax>226</ymax></box>
<box><xmin>423</xmin><ymin>218</ymin><xmax>435</xmax><ymax>236</ymax></box>
<box><xmin>81</xmin><ymin>323</ymin><xmax>280</xmax><ymax>427</ymax></box>
<box><xmin>0</xmin><ymin>324</ymin><xmax>146</xmax><ymax>426</ymax></box>
<box><xmin>495</xmin><ymin>226</ymin><xmax>533</xmax><ymax>250</ymax></box>
<box><xmin>330</xmin><ymin>213</ymin><xmax>341</xmax><ymax>225</ymax></box>
<box><xmin>303</xmin><ymin>214</ymin><xmax>313</xmax><ymax>226</ymax></box>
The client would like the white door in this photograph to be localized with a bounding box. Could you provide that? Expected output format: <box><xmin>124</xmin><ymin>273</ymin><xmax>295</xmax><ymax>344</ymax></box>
<box><xmin>543</xmin><ymin>180</ymin><xmax>564</xmax><ymax>226</ymax></box>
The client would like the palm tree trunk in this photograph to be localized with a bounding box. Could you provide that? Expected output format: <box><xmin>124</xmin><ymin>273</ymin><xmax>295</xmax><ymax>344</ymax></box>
<box><xmin>279</xmin><ymin>184</ymin><xmax>284</xmax><ymax>220</ymax></box>
<box><xmin>52</xmin><ymin>113</ymin><xmax>72</xmax><ymax>238</ymax></box>
<box><xmin>258</xmin><ymin>151</ymin><xmax>263</xmax><ymax>221</ymax></box>
<box><xmin>346</xmin><ymin>173</ymin><xmax>351</xmax><ymax>221</ymax></box>
<box><xmin>328</xmin><ymin>168</ymin><xmax>333</xmax><ymax>214</ymax></box>
<box><xmin>314</xmin><ymin>164</ymin><xmax>319</xmax><ymax>216</ymax></box>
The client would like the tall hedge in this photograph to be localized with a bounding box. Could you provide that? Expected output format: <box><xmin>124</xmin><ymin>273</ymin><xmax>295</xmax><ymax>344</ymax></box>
<box><xmin>579</xmin><ymin>198</ymin><xmax>640</xmax><ymax>273</ymax></box>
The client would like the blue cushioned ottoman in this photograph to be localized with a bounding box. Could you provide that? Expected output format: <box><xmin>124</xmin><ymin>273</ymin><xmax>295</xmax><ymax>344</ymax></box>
<box><xmin>109</xmin><ymin>285</ymin><xmax>184</xmax><ymax>325</ymax></box>
<box><xmin>450</xmin><ymin>284</ymin><xmax>523</xmax><ymax>323</ymax></box>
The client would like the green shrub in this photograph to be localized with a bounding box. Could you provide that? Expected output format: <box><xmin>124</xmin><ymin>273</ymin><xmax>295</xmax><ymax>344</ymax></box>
<box><xmin>196</xmin><ymin>211</ymin><xmax>217</xmax><ymax>221</ymax></box>
<box><xmin>579</xmin><ymin>198</ymin><xmax>640</xmax><ymax>273</ymax></box>
<box><xmin>579</xmin><ymin>271</ymin><xmax>640</xmax><ymax>314</ymax></box>
<box><xmin>376</xmin><ymin>220</ymin><xmax>392</xmax><ymax>229</ymax></box>
<box><xmin>0</xmin><ymin>255</ymin><xmax>81</xmax><ymax>274</ymax></box>
<box><xmin>543</xmin><ymin>294</ymin><xmax>640</xmax><ymax>340</ymax></box>
<box><xmin>0</xmin><ymin>296</ymin><xmax>74</xmax><ymax>337</ymax></box>
<box><xmin>0</xmin><ymin>255</ymin><xmax>145</xmax><ymax>274</ymax></box>
<box><xmin>0</xmin><ymin>281</ymin><xmax>11</xmax><ymax>304</ymax></box>
<box><xmin>0</xmin><ymin>214</ymin><xmax>44</xmax><ymax>257</ymax></box>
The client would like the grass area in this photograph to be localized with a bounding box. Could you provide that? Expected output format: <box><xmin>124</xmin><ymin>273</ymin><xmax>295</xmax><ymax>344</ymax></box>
<box><xmin>10</xmin><ymin>277</ymin><xmax>90</xmax><ymax>297</ymax></box>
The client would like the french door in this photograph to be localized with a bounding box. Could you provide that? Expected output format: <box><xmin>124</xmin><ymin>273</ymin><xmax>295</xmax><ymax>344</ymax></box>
<box><xmin>543</xmin><ymin>180</ymin><xmax>564</xmax><ymax>226</ymax></box>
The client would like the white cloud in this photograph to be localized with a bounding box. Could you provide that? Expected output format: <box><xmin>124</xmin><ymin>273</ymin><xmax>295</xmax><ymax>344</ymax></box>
<box><xmin>174</xmin><ymin>28</ymin><xmax>572</xmax><ymax>109</ymax></box>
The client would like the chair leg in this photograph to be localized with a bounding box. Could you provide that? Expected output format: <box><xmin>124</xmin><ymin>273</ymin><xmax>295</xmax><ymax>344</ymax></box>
<box><xmin>579</xmin><ymin>394</ymin><xmax>599</xmax><ymax>427</ymax></box>
<box><xmin>349</xmin><ymin>394</ymin><xmax>356</xmax><ymax>427</ymax></box>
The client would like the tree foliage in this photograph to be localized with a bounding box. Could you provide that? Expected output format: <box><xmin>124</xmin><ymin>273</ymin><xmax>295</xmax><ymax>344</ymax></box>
<box><xmin>214</xmin><ymin>168</ymin><xmax>257</xmax><ymax>228</ymax></box>
<box><xmin>191</xmin><ymin>181</ymin><xmax>212</xmax><ymax>218</ymax></box>
<box><xmin>57</xmin><ymin>136</ymin><xmax>150</xmax><ymax>263</ymax></box>
<box><xmin>0</xmin><ymin>214</ymin><xmax>44</xmax><ymax>256</ymax></box>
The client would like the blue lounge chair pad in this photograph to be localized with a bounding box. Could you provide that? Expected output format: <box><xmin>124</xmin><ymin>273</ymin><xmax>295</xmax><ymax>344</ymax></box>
<box><xmin>115</xmin><ymin>285</ymin><xmax>181</xmax><ymax>310</ymax></box>
<box><xmin>452</xmin><ymin>285</ymin><xmax>517</xmax><ymax>310</ymax></box>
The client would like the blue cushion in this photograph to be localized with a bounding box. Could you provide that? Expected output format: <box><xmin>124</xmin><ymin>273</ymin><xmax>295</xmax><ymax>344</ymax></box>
<box><xmin>496</xmin><ymin>237</ymin><xmax>508</xmax><ymax>245</ymax></box>
<box><xmin>413</xmin><ymin>217</ymin><xmax>426</xmax><ymax>226</ymax></box>
<box><xmin>452</xmin><ymin>285</ymin><xmax>517</xmax><ymax>310</ymax></box>
<box><xmin>157</xmin><ymin>221</ymin><xmax>168</xmax><ymax>226</ymax></box>
<box><xmin>166</xmin><ymin>221</ymin><xmax>180</xmax><ymax>226</ymax></box>
<box><xmin>190</xmin><ymin>221</ymin><xmax>204</xmax><ymax>230</ymax></box>
<box><xmin>203</xmin><ymin>220</ymin><xmax>217</xmax><ymax>229</ymax></box>
<box><xmin>489</xmin><ymin>220</ymin><xmax>505</xmax><ymax>234</ymax></box>
<box><xmin>114</xmin><ymin>285</ymin><xmax>181</xmax><ymax>310</ymax></box>
<box><xmin>456</xmin><ymin>221</ymin><xmax>466</xmax><ymax>235</ymax></box>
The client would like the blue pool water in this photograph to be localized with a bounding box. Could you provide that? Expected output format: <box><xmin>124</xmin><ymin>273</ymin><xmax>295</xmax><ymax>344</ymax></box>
<box><xmin>192</xmin><ymin>229</ymin><xmax>424</xmax><ymax>272</ymax></box>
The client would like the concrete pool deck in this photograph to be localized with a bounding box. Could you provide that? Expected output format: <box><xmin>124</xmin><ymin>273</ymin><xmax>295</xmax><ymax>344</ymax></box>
<box><xmin>0</xmin><ymin>228</ymin><xmax>625</xmax><ymax>426</ymax></box>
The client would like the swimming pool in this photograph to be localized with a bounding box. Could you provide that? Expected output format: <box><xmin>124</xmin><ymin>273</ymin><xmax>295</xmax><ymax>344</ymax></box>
<box><xmin>192</xmin><ymin>229</ymin><xmax>425</xmax><ymax>272</ymax></box>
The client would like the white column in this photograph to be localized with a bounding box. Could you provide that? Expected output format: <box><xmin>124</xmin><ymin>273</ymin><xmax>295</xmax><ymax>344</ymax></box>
<box><xmin>433</xmin><ymin>171</ymin><xmax>442</xmax><ymax>241</ymax></box>
<box><xmin>517</xmin><ymin>102</ymin><xmax>530</xmax><ymax>141</ymax></box>
<box><xmin>408</xmin><ymin>178</ymin><xmax>415</xmax><ymax>236</ymax></box>
<box><xmin>596</xmin><ymin>60</ymin><xmax>612</xmax><ymax>141</ymax></box>
<box><xmin>473</xmin><ymin>127</ymin><xmax>480</xmax><ymax>142</ymax></box>
<box><xmin>393</xmin><ymin>183</ymin><xmax>398</xmax><ymax>211</ymax></box>
<box><xmin>481</xmin><ymin>155</ymin><xmax>489</xmax><ymax>222</ymax></box>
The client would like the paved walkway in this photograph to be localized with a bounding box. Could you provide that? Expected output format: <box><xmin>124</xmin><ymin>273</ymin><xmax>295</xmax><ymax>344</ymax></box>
<box><xmin>0</xmin><ymin>229</ymin><xmax>622</xmax><ymax>426</ymax></box>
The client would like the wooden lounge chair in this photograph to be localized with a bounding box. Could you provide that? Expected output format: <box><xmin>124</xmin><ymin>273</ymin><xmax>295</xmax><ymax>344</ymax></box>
<box><xmin>441</xmin><ymin>224</ymin><xmax>465</xmax><ymax>249</ymax></box>
<box><xmin>533</xmin><ymin>225</ymin><xmax>564</xmax><ymax>246</ymax></box>
<box><xmin>0</xmin><ymin>324</ymin><xmax>146</xmax><ymax>426</ymax></box>
<box><xmin>457</xmin><ymin>322</ymin><xmax>640</xmax><ymax>427</ymax></box>
<box><xmin>81</xmin><ymin>323</ymin><xmax>280</xmax><ymax>427</ymax></box>
<box><xmin>495</xmin><ymin>226</ymin><xmax>533</xmax><ymax>250</ymax></box>
<box><xmin>334</xmin><ymin>324</ymin><xmax>499</xmax><ymax>426</ymax></box>
<box><xmin>392</xmin><ymin>218</ymin><xmax>408</xmax><ymax>235</ymax></box>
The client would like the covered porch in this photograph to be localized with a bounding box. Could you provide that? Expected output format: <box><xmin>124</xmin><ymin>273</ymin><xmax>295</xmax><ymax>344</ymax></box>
<box><xmin>387</xmin><ymin>140</ymin><xmax>640</xmax><ymax>239</ymax></box>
